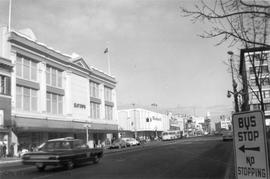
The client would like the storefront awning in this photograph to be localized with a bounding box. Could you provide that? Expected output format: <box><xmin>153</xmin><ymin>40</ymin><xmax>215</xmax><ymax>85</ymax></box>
<box><xmin>12</xmin><ymin>116</ymin><xmax>118</xmax><ymax>133</ymax></box>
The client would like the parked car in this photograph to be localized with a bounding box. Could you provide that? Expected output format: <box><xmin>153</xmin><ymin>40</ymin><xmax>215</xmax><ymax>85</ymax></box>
<box><xmin>22</xmin><ymin>137</ymin><xmax>103</xmax><ymax>171</ymax></box>
<box><xmin>122</xmin><ymin>138</ymin><xmax>140</xmax><ymax>146</ymax></box>
<box><xmin>109</xmin><ymin>138</ymin><xmax>130</xmax><ymax>149</ymax></box>
<box><xmin>136</xmin><ymin>137</ymin><xmax>147</xmax><ymax>145</ymax></box>
<box><xmin>222</xmin><ymin>131</ymin><xmax>233</xmax><ymax>141</ymax></box>
<box><xmin>18</xmin><ymin>148</ymin><xmax>29</xmax><ymax>157</ymax></box>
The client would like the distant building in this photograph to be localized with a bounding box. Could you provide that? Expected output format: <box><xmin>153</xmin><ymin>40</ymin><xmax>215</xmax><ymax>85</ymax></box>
<box><xmin>239</xmin><ymin>47</ymin><xmax>270</xmax><ymax>125</ymax></box>
<box><xmin>0</xmin><ymin>26</ymin><xmax>118</xmax><ymax>154</ymax></box>
<box><xmin>0</xmin><ymin>56</ymin><xmax>13</xmax><ymax>154</ymax></box>
<box><xmin>215</xmin><ymin>115</ymin><xmax>232</xmax><ymax>133</ymax></box>
<box><xmin>118</xmin><ymin>108</ymin><xmax>170</xmax><ymax>140</ymax></box>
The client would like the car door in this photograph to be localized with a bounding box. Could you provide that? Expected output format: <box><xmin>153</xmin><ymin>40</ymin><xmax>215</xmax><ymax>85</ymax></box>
<box><xmin>72</xmin><ymin>140</ymin><xmax>90</xmax><ymax>163</ymax></box>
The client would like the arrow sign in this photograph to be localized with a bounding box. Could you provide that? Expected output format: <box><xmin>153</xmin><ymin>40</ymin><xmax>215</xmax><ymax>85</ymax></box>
<box><xmin>239</xmin><ymin>145</ymin><xmax>260</xmax><ymax>153</ymax></box>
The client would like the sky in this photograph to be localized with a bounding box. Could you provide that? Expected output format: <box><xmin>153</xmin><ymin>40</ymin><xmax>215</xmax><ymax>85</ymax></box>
<box><xmin>0</xmin><ymin>0</ymin><xmax>235</xmax><ymax>115</ymax></box>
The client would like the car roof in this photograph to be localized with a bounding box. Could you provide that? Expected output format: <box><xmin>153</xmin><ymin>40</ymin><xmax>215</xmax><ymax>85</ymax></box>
<box><xmin>47</xmin><ymin>137</ymin><xmax>78</xmax><ymax>142</ymax></box>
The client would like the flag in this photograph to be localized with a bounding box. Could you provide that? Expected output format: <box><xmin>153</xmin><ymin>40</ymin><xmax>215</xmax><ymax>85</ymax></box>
<box><xmin>104</xmin><ymin>48</ymin><xmax>108</xmax><ymax>54</ymax></box>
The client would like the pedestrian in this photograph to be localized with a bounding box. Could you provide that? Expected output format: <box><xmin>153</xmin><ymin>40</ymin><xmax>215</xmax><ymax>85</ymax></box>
<box><xmin>0</xmin><ymin>142</ymin><xmax>3</xmax><ymax>158</ymax></box>
<box><xmin>9</xmin><ymin>143</ymin><xmax>14</xmax><ymax>157</ymax></box>
<box><xmin>3</xmin><ymin>144</ymin><xmax>7</xmax><ymax>158</ymax></box>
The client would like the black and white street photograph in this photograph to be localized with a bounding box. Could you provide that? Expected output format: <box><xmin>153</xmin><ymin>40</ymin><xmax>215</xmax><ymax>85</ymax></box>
<box><xmin>1</xmin><ymin>0</ymin><xmax>270</xmax><ymax>178</ymax></box>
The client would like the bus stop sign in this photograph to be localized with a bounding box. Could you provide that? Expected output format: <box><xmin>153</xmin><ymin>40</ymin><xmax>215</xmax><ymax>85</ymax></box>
<box><xmin>233</xmin><ymin>111</ymin><xmax>269</xmax><ymax>179</ymax></box>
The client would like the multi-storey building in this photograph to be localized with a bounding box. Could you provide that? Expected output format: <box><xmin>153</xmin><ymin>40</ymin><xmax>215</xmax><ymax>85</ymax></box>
<box><xmin>0</xmin><ymin>56</ymin><xmax>13</xmax><ymax>154</ymax></box>
<box><xmin>0</xmin><ymin>27</ymin><xmax>118</xmax><ymax>155</ymax></box>
<box><xmin>239</xmin><ymin>47</ymin><xmax>270</xmax><ymax>125</ymax></box>
<box><xmin>118</xmin><ymin>108</ymin><xmax>170</xmax><ymax>140</ymax></box>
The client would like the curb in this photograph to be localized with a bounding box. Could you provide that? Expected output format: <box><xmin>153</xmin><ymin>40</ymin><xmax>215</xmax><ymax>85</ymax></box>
<box><xmin>0</xmin><ymin>142</ymin><xmax>161</xmax><ymax>167</ymax></box>
<box><xmin>0</xmin><ymin>159</ymin><xmax>22</xmax><ymax>166</ymax></box>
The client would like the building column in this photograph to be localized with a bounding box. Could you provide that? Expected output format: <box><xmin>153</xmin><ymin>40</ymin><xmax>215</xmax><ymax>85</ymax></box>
<box><xmin>39</xmin><ymin>62</ymin><xmax>46</xmax><ymax>113</ymax></box>
<box><xmin>99</xmin><ymin>84</ymin><xmax>105</xmax><ymax>120</ymax></box>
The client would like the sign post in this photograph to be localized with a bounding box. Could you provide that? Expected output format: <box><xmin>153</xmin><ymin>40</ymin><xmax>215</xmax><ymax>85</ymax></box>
<box><xmin>233</xmin><ymin>111</ymin><xmax>269</xmax><ymax>179</ymax></box>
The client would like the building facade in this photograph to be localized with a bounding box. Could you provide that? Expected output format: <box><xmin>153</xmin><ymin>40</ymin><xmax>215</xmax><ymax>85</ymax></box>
<box><xmin>239</xmin><ymin>47</ymin><xmax>270</xmax><ymax>125</ymax></box>
<box><xmin>118</xmin><ymin>108</ymin><xmax>170</xmax><ymax>140</ymax></box>
<box><xmin>0</xmin><ymin>56</ymin><xmax>13</xmax><ymax>155</ymax></box>
<box><xmin>0</xmin><ymin>27</ymin><xmax>118</xmax><ymax>155</ymax></box>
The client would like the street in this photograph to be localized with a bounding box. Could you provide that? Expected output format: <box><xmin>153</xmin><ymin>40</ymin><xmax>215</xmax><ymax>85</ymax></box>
<box><xmin>0</xmin><ymin>136</ymin><xmax>235</xmax><ymax>179</ymax></box>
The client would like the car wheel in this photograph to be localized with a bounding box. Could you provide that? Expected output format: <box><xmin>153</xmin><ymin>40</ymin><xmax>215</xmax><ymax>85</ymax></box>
<box><xmin>65</xmin><ymin>160</ymin><xmax>75</xmax><ymax>170</ymax></box>
<box><xmin>36</xmin><ymin>165</ymin><xmax>46</xmax><ymax>172</ymax></box>
<box><xmin>93</xmin><ymin>155</ymin><xmax>100</xmax><ymax>164</ymax></box>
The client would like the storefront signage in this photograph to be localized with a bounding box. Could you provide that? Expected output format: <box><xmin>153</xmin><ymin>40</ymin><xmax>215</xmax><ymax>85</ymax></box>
<box><xmin>152</xmin><ymin>117</ymin><xmax>161</xmax><ymax>121</ymax></box>
<box><xmin>232</xmin><ymin>111</ymin><xmax>269</xmax><ymax>179</ymax></box>
<box><xmin>74</xmin><ymin>103</ymin><xmax>86</xmax><ymax>109</ymax></box>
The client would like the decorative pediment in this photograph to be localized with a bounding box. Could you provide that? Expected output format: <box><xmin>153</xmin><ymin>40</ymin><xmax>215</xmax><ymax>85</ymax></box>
<box><xmin>71</xmin><ymin>57</ymin><xmax>90</xmax><ymax>70</ymax></box>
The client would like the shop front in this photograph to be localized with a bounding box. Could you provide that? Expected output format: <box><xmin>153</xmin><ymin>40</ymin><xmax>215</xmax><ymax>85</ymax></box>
<box><xmin>12</xmin><ymin>116</ymin><xmax>118</xmax><ymax>154</ymax></box>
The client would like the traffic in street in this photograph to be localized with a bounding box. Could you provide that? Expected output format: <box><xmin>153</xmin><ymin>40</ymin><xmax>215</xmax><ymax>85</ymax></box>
<box><xmin>0</xmin><ymin>136</ymin><xmax>235</xmax><ymax>179</ymax></box>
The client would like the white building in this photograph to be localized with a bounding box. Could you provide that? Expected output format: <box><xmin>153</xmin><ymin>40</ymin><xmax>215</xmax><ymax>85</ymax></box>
<box><xmin>0</xmin><ymin>27</ymin><xmax>118</xmax><ymax>154</ymax></box>
<box><xmin>118</xmin><ymin>108</ymin><xmax>170</xmax><ymax>139</ymax></box>
<box><xmin>239</xmin><ymin>47</ymin><xmax>270</xmax><ymax>125</ymax></box>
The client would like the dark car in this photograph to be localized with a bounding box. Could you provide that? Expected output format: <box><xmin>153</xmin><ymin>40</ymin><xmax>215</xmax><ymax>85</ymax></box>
<box><xmin>22</xmin><ymin>137</ymin><xmax>103</xmax><ymax>171</ymax></box>
<box><xmin>109</xmin><ymin>138</ymin><xmax>130</xmax><ymax>149</ymax></box>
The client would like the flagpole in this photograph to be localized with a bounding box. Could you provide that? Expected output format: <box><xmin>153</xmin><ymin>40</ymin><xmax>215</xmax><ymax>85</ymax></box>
<box><xmin>106</xmin><ymin>42</ymin><xmax>111</xmax><ymax>75</ymax></box>
<box><xmin>8</xmin><ymin>0</ymin><xmax>12</xmax><ymax>32</ymax></box>
<box><xmin>107</xmin><ymin>51</ymin><xmax>111</xmax><ymax>75</ymax></box>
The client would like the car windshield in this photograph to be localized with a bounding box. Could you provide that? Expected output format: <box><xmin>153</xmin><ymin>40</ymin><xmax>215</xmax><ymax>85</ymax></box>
<box><xmin>42</xmin><ymin>141</ymin><xmax>72</xmax><ymax>150</ymax></box>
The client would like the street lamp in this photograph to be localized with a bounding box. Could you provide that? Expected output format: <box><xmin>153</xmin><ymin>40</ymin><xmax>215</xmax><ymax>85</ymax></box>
<box><xmin>132</xmin><ymin>103</ymin><xmax>137</xmax><ymax>138</ymax></box>
<box><xmin>227</xmin><ymin>51</ymin><xmax>240</xmax><ymax>112</ymax></box>
<box><xmin>83</xmin><ymin>124</ymin><xmax>91</xmax><ymax>144</ymax></box>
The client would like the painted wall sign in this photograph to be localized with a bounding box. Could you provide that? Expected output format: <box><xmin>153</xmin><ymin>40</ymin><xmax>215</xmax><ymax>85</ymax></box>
<box><xmin>74</xmin><ymin>103</ymin><xmax>86</xmax><ymax>109</ymax></box>
<box><xmin>232</xmin><ymin>111</ymin><xmax>269</xmax><ymax>179</ymax></box>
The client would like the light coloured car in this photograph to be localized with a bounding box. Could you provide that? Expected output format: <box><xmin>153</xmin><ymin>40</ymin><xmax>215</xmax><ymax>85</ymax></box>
<box><xmin>122</xmin><ymin>138</ymin><xmax>140</xmax><ymax>146</ymax></box>
<box><xmin>109</xmin><ymin>139</ymin><xmax>130</xmax><ymax>149</ymax></box>
<box><xmin>222</xmin><ymin>131</ymin><xmax>233</xmax><ymax>141</ymax></box>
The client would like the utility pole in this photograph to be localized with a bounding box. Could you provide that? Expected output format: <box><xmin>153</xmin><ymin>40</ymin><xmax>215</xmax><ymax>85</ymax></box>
<box><xmin>228</xmin><ymin>51</ymin><xmax>239</xmax><ymax>112</ymax></box>
<box><xmin>132</xmin><ymin>103</ymin><xmax>137</xmax><ymax>138</ymax></box>
<box><xmin>8</xmin><ymin>0</ymin><xmax>12</xmax><ymax>32</ymax></box>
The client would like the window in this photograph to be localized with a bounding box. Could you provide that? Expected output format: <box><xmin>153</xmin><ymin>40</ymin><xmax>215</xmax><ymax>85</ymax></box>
<box><xmin>253</xmin><ymin>104</ymin><xmax>260</xmax><ymax>110</ymax></box>
<box><xmin>104</xmin><ymin>87</ymin><xmax>112</xmax><ymax>101</ymax></box>
<box><xmin>31</xmin><ymin>90</ymin><xmax>37</xmax><ymax>112</ymax></box>
<box><xmin>16</xmin><ymin>55</ymin><xmax>38</xmax><ymax>81</ymax></box>
<box><xmin>46</xmin><ymin>66</ymin><xmax>63</xmax><ymax>88</ymax></box>
<box><xmin>265</xmin><ymin>103</ymin><xmax>270</xmax><ymax>111</ymax></box>
<box><xmin>90</xmin><ymin>81</ymin><xmax>99</xmax><ymax>98</ymax></box>
<box><xmin>250</xmin><ymin>79</ymin><xmax>256</xmax><ymax>86</ymax></box>
<box><xmin>23</xmin><ymin>59</ymin><xmax>30</xmax><ymax>80</ymax></box>
<box><xmin>16</xmin><ymin>86</ymin><xmax>22</xmax><ymax>109</ymax></box>
<box><xmin>16</xmin><ymin>86</ymin><xmax>38</xmax><ymax>112</ymax></box>
<box><xmin>261</xmin><ymin>78</ymin><xmax>270</xmax><ymax>86</ymax></box>
<box><xmin>0</xmin><ymin>75</ymin><xmax>10</xmax><ymax>95</ymax></box>
<box><xmin>52</xmin><ymin>94</ymin><xmax>57</xmax><ymax>114</ymax></box>
<box><xmin>250</xmin><ymin>66</ymin><xmax>269</xmax><ymax>74</ymax></box>
<box><xmin>52</xmin><ymin>69</ymin><xmax>57</xmax><ymax>87</ymax></box>
<box><xmin>264</xmin><ymin>90</ymin><xmax>270</xmax><ymax>98</ymax></box>
<box><xmin>23</xmin><ymin>88</ymin><xmax>30</xmax><ymax>111</ymax></box>
<box><xmin>16</xmin><ymin>57</ymin><xmax>22</xmax><ymax>77</ymax></box>
<box><xmin>46</xmin><ymin>93</ymin><xmax>51</xmax><ymax>113</ymax></box>
<box><xmin>46</xmin><ymin>66</ymin><xmax>51</xmax><ymax>85</ymax></box>
<box><xmin>90</xmin><ymin>102</ymin><xmax>100</xmax><ymax>119</ymax></box>
<box><xmin>46</xmin><ymin>92</ymin><xmax>63</xmax><ymax>115</ymax></box>
<box><xmin>31</xmin><ymin>62</ymin><xmax>37</xmax><ymax>81</ymax></box>
<box><xmin>105</xmin><ymin>105</ymin><xmax>113</xmax><ymax>120</ymax></box>
<box><xmin>251</xmin><ymin>91</ymin><xmax>258</xmax><ymax>99</ymax></box>
<box><xmin>58</xmin><ymin>96</ymin><xmax>63</xmax><ymax>114</ymax></box>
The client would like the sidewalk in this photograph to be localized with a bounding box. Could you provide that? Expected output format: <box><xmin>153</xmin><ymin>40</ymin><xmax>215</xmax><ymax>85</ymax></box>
<box><xmin>0</xmin><ymin>140</ymin><xmax>162</xmax><ymax>166</ymax></box>
<box><xmin>0</xmin><ymin>157</ymin><xmax>22</xmax><ymax>165</ymax></box>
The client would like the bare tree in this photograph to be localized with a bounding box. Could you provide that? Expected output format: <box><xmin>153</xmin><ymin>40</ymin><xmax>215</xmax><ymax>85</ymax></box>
<box><xmin>181</xmin><ymin>0</ymin><xmax>270</xmax><ymax>113</ymax></box>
